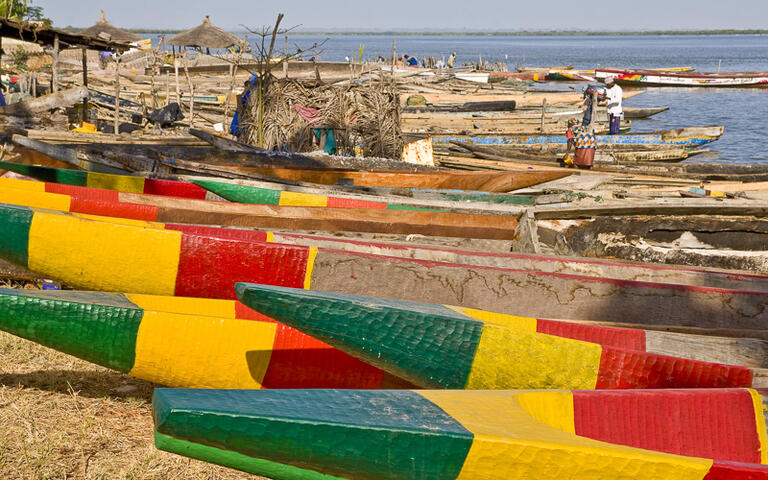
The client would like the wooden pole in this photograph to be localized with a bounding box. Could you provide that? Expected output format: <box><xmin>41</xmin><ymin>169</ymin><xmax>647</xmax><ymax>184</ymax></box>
<box><xmin>165</xmin><ymin>71</ymin><xmax>170</xmax><ymax>106</ymax></box>
<box><xmin>81</xmin><ymin>48</ymin><xmax>88</xmax><ymax>124</ymax></box>
<box><xmin>588</xmin><ymin>91</ymin><xmax>597</xmax><ymax>132</ymax></box>
<box><xmin>183</xmin><ymin>52</ymin><xmax>194</xmax><ymax>128</ymax></box>
<box><xmin>540</xmin><ymin>98</ymin><xmax>547</xmax><ymax>133</ymax></box>
<box><xmin>173</xmin><ymin>49</ymin><xmax>180</xmax><ymax>104</ymax></box>
<box><xmin>114</xmin><ymin>58</ymin><xmax>120</xmax><ymax>133</ymax></box>
<box><xmin>391</xmin><ymin>39</ymin><xmax>396</xmax><ymax>83</ymax></box>
<box><xmin>51</xmin><ymin>34</ymin><xmax>59</xmax><ymax>93</ymax></box>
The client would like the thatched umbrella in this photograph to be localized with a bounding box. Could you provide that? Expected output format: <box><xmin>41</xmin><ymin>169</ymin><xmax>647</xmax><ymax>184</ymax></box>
<box><xmin>78</xmin><ymin>10</ymin><xmax>141</xmax><ymax>43</ymax></box>
<box><xmin>167</xmin><ymin>16</ymin><xmax>239</xmax><ymax>49</ymax></box>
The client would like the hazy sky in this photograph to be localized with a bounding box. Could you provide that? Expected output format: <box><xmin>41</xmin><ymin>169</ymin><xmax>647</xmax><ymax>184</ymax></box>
<box><xmin>37</xmin><ymin>0</ymin><xmax>768</xmax><ymax>31</ymax></box>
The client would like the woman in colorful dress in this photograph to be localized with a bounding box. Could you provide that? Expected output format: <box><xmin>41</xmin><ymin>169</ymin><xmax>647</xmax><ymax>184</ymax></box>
<box><xmin>565</xmin><ymin>118</ymin><xmax>597</xmax><ymax>169</ymax></box>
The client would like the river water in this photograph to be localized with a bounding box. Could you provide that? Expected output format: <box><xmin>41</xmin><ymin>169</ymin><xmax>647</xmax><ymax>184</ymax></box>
<box><xmin>144</xmin><ymin>33</ymin><xmax>768</xmax><ymax>163</ymax></box>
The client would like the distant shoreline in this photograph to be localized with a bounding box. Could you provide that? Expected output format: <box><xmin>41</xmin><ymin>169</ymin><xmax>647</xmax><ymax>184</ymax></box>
<box><xmin>62</xmin><ymin>27</ymin><xmax>768</xmax><ymax>36</ymax></box>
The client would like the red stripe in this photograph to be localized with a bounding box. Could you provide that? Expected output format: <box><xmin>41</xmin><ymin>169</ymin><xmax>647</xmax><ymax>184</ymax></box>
<box><xmin>174</xmin><ymin>235</ymin><xmax>309</xmax><ymax>299</ymax></box>
<box><xmin>596</xmin><ymin>348</ymin><xmax>753</xmax><ymax>389</ymax></box>
<box><xmin>574</xmin><ymin>389</ymin><xmax>761</xmax><ymax>463</ymax></box>
<box><xmin>45</xmin><ymin>183</ymin><xmax>121</xmax><ymax>202</ymax></box>
<box><xmin>233</xmin><ymin>301</ymin><xmax>386</xmax><ymax>388</ymax></box>
<box><xmin>326</xmin><ymin>196</ymin><xmax>388</xmax><ymax>209</ymax></box>
<box><xmin>704</xmin><ymin>461</ymin><xmax>768</xmax><ymax>479</ymax></box>
<box><xmin>68</xmin><ymin>197</ymin><xmax>159</xmax><ymax>221</ymax></box>
<box><xmin>142</xmin><ymin>178</ymin><xmax>208</xmax><ymax>199</ymax></box>
<box><xmin>536</xmin><ymin>319</ymin><xmax>646</xmax><ymax>351</ymax></box>
<box><xmin>165</xmin><ymin>223</ymin><xmax>269</xmax><ymax>242</ymax></box>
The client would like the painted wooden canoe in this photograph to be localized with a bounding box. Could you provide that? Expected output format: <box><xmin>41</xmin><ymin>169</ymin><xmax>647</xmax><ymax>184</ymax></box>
<box><xmin>218</xmin><ymin>167</ymin><xmax>571</xmax><ymax>193</ymax></box>
<box><xmin>236</xmin><ymin>283</ymin><xmax>755</xmax><ymax>389</ymax></box>
<box><xmin>433</xmin><ymin>126</ymin><xmax>724</xmax><ymax>150</ymax></box>
<box><xmin>0</xmin><ymin>160</ymin><xmax>218</xmax><ymax>200</ymax></box>
<box><xmin>0</xmin><ymin>179</ymin><xmax>521</xmax><ymax>240</ymax></box>
<box><xmin>0</xmin><ymin>289</ymin><xmax>407</xmax><ymax>389</ymax></box>
<box><xmin>2</xmin><ymin>203</ymin><xmax>768</xmax><ymax>330</ymax></box>
<box><xmin>400</xmin><ymin>89</ymin><xmax>644</xmax><ymax>107</ymax></box>
<box><xmin>153</xmin><ymin>388</ymin><xmax>768</xmax><ymax>479</ymax></box>
<box><xmin>596</xmin><ymin>68</ymin><xmax>768</xmax><ymax>88</ymax></box>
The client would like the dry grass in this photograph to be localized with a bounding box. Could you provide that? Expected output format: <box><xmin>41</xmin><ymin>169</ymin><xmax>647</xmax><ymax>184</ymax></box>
<box><xmin>0</xmin><ymin>331</ymin><xmax>259</xmax><ymax>480</ymax></box>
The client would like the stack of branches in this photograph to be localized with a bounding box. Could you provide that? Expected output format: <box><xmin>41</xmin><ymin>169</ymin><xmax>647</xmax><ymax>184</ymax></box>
<box><xmin>239</xmin><ymin>76</ymin><xmax>403</xmax><ymax>159</ymax></box>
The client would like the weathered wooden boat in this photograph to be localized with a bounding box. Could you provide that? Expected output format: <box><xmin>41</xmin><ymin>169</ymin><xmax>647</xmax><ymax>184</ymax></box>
<box><xmin>399</xmin><ymin>89</ymin><xmax>644</xmax><ymax>107</ymax></box>
<box><xmin>153</xmin><ymin>387</ymin><xmax>768</xmax><ymax>479</ymax></box>
<box><xmin>596</xmin><ymin>68</ymin><xmax>768</xmax><ymax>88</ymax></box>
<box><xmin>433</xmin><ymin>126</ymin><xmax>724</xmax><ymax>151</ymax></box>
<box><xmin>545</xmin><ymin>66</ymin><xmax>694</xmax><ymax>82</ymax></box>
<box><xmin>0</xmin><ymin>180</ymin><xmax>522</xmax><ymax>239</ymax></box>
<box><xmin>0</xmin><ymin>160</ymin><xmax>218</xmax><ymax>200</ymax></box>
<box><xmin>0</xmin><ymin>289</ymin><xmax>406</xmax><ymax>389</ymax></box>
<box><xmin>623</xmin><ymin>105</ymin><xmax>670</xmax><ymax>119</ymax></box>
<box><xmin>236</xmin><ymin>283</ymin><xmax>756</xmax><ymax>389</ymax></box>
<box><xmin>453</xmin><ymin>72</ymin><xmax>490</xmax><ymax>83</ymax></box>
<box><xmin>2</xmin><ymin>203</ymin><xmax>768</xmax><ymax>330</ymax></box>
<box><xmin>218</xmin><ymin>167</ymin><xmax>571</xmax><ymax>192</ymax></box>
<box><xmin>401</xmin><ymin>100</ymin><xmax>518</xmax><ymax>113</ymax></box>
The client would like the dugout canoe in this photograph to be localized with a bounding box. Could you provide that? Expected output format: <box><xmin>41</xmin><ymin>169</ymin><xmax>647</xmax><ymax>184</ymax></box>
<box><xmin>2</xmin><ymin>203</ymin><xmax>768</xmax><ymax>330</ymax></box>
<box><xmin>217</xmin><ymin>167</ymin><xmax>571</xmax><ymax>192</ymax></box>
<box><xmin>0</xmin><ymin>178</ymin><xmax>521</xmax><ymax>240</ymax></box>
<box><xmin>0</xmin><ymin>160</ymin><xmax>219</xmax><ymax>200</ymax></box>
<box><xmin>153</xmin><ymin>388</ymin><xmax>768</xmax><ymax>479</ymax></box>
<box><xmin>432</xmin><ymin>126</ymin><xmax>724</xmax><ymax>151</ymax></box>
<box><xmin>398</xmin><ymin>89</ymin><xmax>644</xmax><ymax>107</ymax></box>
<box><xmin>400</xmin><ymin>113</ymin><xmax>631</xmax><ymax>135</ymax></box>
<box><xmin>0</xmin><ymin>289</ymin><xmax>406</xmax><ymax>389</ymax></box>
<box><xmin>596</xmin><ymin>68</ymin><xmax>768</xmax><ymax>88</ymax></box>
<box><xmin>236</xmin><ymin>283</ymin><xmax>756</xmax><ymax>389</ymax></box>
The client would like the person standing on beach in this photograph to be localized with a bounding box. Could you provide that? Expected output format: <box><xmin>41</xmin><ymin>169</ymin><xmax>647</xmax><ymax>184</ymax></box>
<box><xmin>605</xmin><ymin>77</ymin><xmax>623</xmax><ymax>135</ymax></box>
<box><xmin>447</xmin><ymin>52</ymin><xmax>456</xmax><ymax>68</ymax></box>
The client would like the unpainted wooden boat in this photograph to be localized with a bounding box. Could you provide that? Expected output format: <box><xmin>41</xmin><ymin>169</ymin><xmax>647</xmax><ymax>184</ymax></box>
<box><xmin>2</xmin><ymin>202</ymin><xmax>767</xmax><ymax>329</ymax></box>
<box><xmin>400</xmin><ymin>89</ymin><xmax>644</xmax><ymax>107</ymax></box>
<box><xmin>596</xmin><ymin>68</ymin><xmax>768</xmax><ymax>88</ymax></box>
<box><xmin>0</xmin><ymin>289</ymin><xmax>406</xmax><ymax>389</ymax></box>
<box><xmin>153</xmin><ymin>387</ymin><xmax>768</xmax><ymax>479</ymax></box>
<box><xmin>0</xmin><ymin>178</ymin><xmax>522</xmax><ymax>240</ymax></box>
<box><xmin>400</xmin><ymin>112</ymin><xmax>632</xmax><ymax>135</ymax></box>
<box><xmin>236</xmin><ymin>283</ymin><xmax>756</xmax><ymax>389</ymax></box>
<box><xmin>218</xmin><ymin>166</ymin><xmax>571</xmax><ymax>192</ymax></box>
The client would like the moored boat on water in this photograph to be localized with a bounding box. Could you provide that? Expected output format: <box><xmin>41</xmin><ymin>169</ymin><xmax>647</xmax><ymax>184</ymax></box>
<box><xmin>596</xmin><ymin>68</ymin><xmax>768</xmax><ymax>87</ymax></box>
<box><xmin>153</xmin><ymin>387</ymin><xmax>768</xmax><ymax>479</ymax></box>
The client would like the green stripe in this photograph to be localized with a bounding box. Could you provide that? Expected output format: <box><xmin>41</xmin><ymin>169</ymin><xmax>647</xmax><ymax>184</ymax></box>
<box><xmin>385</xmin><ymin>204</ymin><xmax>442</xmax><ymax>212</ymax></box>
<box><xmin>153</xmin><ymin>388</ymin><xmax>473</xmax><ymax>480</ymax></box>
<box><xmin>0</xmin><ymin>203</ymin><xmax>33</xmax><ymax>267</ymax></box>
<box><xmin>439</xmin><ymin>192</ymin><xmax>535</xmax><ymax>205</ymax></box>
<box><xmin>236</xmin><ymin>283</ymin><xmax>483</xmax><ymax>389</ymax></box>
<box><xmin>193</xmin><ymin>180</ymin><xmax>281</xmax><ymax>205</ymax></box>
<box><xmin>0</xmin><ymin>160</ymin><xmax>88</xmax><ymax>186</ymax></box>
<box><xmin>155</xmin><ymin>432</ymin><xmax>342</xmax><ymax>480</ymax></box>
<box><xmin>0</xmin><ymin>289</ymin><xmax>142</xmax><ymax>372</ymax></box>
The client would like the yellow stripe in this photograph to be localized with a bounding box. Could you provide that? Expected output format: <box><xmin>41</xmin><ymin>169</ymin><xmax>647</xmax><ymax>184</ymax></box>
<box><xmin>129</xmin><ymin>311</ymin><xmax>277</xmax><ymax>388</ymax></box>
<box><xmin>303</xmin><ymin>246</ymin><xmax>318</xmax><ymax>290</ymax></box>
<box><xmin>515</xmin><ymin>391</ymin><xmax>575</xmax><ymax>435</ymax></box>
<box><xmin>27</xmin><ymin>211</ymin><xmax>182</xmax><ymax>294</ymax></box>
<box><xmin>126</xmin><ymin>294</ymin><xmax>236</xmax><ymax>318</ymax></box>
<box><xmin>419</xmin><ymin>390</ymin><xmax>713</xmax><ymax>480</ymax></box>
<box><xmin>464</xmin><ymin>324</ymin><xmax>601</xmax><ymax>389</ymax></box>
<box><xmin>749</xmin><ymin>389</ymin><xmax>768</xmax><ymax>464</ymax></box>
<box><xmin>71</xmin><ymin>213</ymin><xmax>164</xmax><ymax>229</ymax></box>
<box><xmin>265</xmin><ymin>231</ymin><xmax>275</xmax><ymax>243</ymax></box>
<box><xmin>0</xmin><ymin>187</ymin><xmax>71</xmax><ymax>212</ymax></box>
<box><xmin>445</xmin><ymin>305</ymin><xmax>538</xmax><ymax>332</ymax></box>
<box><xmin>0</xmin><ymin>177</ymin><xmax>46</xmax><ymax>192</ymax></box>
<box><xmin>86</xmin><ymin>172</ymin><xmax>145</xmax><ymax>194</ymax></box>
<box><xmin>279</xmin><ymin>191</ymin><xmax>328</xmax><ymax>207</ymax></box>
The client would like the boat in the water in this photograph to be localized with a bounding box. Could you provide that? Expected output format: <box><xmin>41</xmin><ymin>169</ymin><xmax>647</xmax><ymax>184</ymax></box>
<box><xmin>433</xmin><ymin>126</ymin><xmax>724</xmax><ymax>151</ymax></box>
<box><xmin>2</xmin><ymin>203</ymin><xmax>768</xmax><ymax>329</ymax></box>
<box><xmin>596</xmin><ymin>68</ymin><xmax>768</xmax><ymax>88</ymax></box>
<box><xmin>153</xmin><ymin>387</ymin><xmax>768</xmax><ymax>479</ymax></box>
<box><xmin>0</xmin><ymin>289</ymin><xmax>406</xmax><ymax>389</ymax></box>
<box><xmin>236</xmin><ymin>283</ymin><xmax>755</xmax><ymax>389</ymax></box>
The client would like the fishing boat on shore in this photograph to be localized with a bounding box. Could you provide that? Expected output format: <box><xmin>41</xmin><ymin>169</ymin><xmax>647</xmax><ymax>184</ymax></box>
<box><xmin>2</xmin><ymin>203</ymin><xmax>767</xmax><ymax>329</ymax></box>
<box><xmin>236</xmin><ymin>283</ymin><xmax>758</xmax><ymax>389</ymax></box>
<box><xmin>596</xmin><ymin>68</ymin><xmax>768</xmax><ymax>87</ymax></box>
<box><xmin>153</xmin><ymin>387</ymin><xmax>768</xmax><ymax>479</ymax></box>
<box><xmin>0</xmin><ymin>289</ymin><xmax>406</xmax><ymax>389</ymax></box>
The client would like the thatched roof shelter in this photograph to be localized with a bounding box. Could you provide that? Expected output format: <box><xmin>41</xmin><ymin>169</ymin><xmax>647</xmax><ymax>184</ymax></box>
<box><xmin>78</xmin><ymin>10</ymin><xmax>141</xmax><ymax>44</ymax></box>
<box><xmin>167</xmin><ymin>16</ymin><xmax>240</xmax><ymax>49</ymax></box>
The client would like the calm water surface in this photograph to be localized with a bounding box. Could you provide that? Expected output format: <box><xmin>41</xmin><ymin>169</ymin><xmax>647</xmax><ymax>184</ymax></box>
<box><xmin>145</xmin><ymin>34</ymin><xmax>768</xmax><ymax>163</ymax></box>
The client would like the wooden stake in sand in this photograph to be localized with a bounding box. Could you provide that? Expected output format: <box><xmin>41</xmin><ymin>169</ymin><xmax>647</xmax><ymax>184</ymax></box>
<box><xmin>51</xmin><ymin>34</ymin><xmax>59</xmax><ymax>93</ymax></box>
<box><xmin>114</xmin><ymin>58</ymin><xmax>120</xmax><ymax>133</ymax></box>
<box><xmin>183</xmin><ymin>52</ymin><xmax>194</xmax><ymax>128</ymax></box>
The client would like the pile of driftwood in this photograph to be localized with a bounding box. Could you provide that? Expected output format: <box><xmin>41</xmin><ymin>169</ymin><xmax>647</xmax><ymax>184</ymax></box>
<box><xmin>239</xmin><ymin>77</ymin><xmax>403</xmax><ymax>159</ymax></box>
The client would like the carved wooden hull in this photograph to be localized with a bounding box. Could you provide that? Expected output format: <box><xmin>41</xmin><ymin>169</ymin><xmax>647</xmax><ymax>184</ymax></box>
<box><xmin>153</xmin><ymin>388</ymin><xmax>768</xmax><ymax>479</ymax></box>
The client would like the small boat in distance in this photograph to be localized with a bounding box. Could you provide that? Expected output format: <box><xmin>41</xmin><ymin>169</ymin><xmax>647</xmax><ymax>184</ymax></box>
<box><xmin>596</xmin><ymin>68</ymin><xmax>768</xmax><ymax>88</ymax></box>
